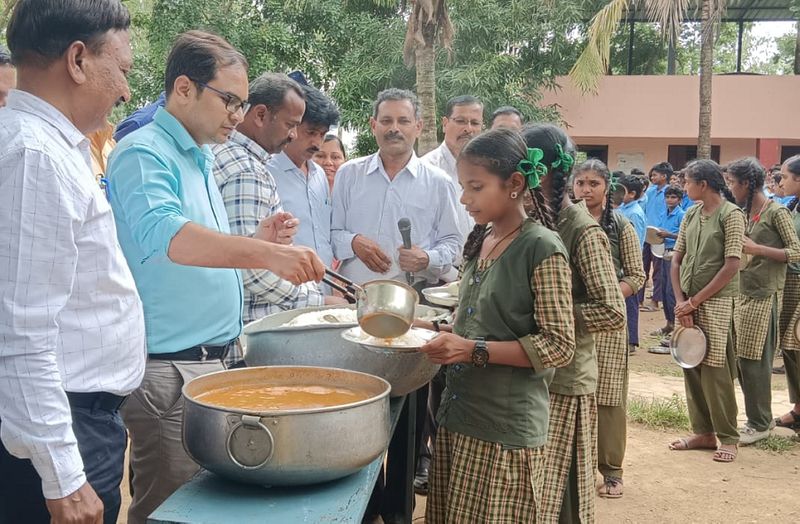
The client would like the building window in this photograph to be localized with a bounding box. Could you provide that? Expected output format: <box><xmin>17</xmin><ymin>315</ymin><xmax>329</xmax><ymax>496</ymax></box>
<box><xmin>668</xmin><ymin>145</ymin><xmax>721</xmax><ymax>170</ymax></box>
<box><xmin>782</xmin><ymin>146</ymin><xmax>800</xmax><ymax>163</ymax></box>
<box><xmin>577</xmin><ymin>145</ymin><xmax>608</xmax><ymax>164</ymax></box>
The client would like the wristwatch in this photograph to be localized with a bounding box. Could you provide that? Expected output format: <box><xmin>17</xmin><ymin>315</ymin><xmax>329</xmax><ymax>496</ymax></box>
<box><xmin>472</xmin><ymin>337</ymin><xmax>489</xmax><ymax>368</ymax></box>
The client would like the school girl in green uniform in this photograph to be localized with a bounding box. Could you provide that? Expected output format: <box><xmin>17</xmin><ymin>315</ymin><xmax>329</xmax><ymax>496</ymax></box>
<box><xmin>724</xmin><ymin>157</ymin><xmax>800</xmax><ymax>444</ymax></box>
<box><xmin>522</xmin><ymin>125</ymin><xmax>626</xmax><ymax>523</ymax></box>
<box><xmin>774</xmin><ymin>155</ymin><xmax>800</xmax><ymax>430</ymax></box>
<box><xmin>572</xmin><ymin>159</ymin><xmax>645</xmax><ymax>499</ymax></box>
<box><xmin>669</xmin><ymin>159</ymin><xmax>744</xmax><ymax>463</ymax></box>
<box><xmin>419</xmin><ymin>128</ymin><xmax>577</xmax><ymax>523</ymax></box>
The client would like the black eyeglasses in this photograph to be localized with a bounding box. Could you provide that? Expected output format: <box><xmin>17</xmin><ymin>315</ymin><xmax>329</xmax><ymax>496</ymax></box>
<box><xmin>190</xmin><ymin>78</ymin><xmax>250</xmax><ymax>115</ymax></box>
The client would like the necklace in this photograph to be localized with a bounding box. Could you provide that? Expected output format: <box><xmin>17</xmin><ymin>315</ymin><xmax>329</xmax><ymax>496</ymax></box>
<box><xmin>476</xmin><ymin>223</ymin><xmax>523</xmax><ymax>272</ymax></box>
<box><xmin>750</xmin><ymin>199</ymin><xmax>770</xmax><ymax>223</ymax></box>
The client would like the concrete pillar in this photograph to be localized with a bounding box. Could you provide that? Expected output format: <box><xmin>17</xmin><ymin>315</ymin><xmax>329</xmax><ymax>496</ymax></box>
<box><xmin>756</xmin><ymin>138</ymin><xmax>781</xmax><ymax>168</ymax></box>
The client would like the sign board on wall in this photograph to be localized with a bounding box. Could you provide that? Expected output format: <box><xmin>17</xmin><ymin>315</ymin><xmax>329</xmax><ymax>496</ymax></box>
<box><xmin>616</xmin><ymin>152</ymin><xmax>645</xmax><ymax>173</ymax></box>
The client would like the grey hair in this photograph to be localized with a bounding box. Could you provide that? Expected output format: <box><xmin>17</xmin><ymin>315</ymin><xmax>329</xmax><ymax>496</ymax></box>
<box><xmin>372</xmin><ymin>88</ymin><xmax>421</xmax><ymax>120</ymax></box>
<box><xmin>248</xmin><ymin>72</ymin><xmax>305</xmax><ymax>112</ymax></box>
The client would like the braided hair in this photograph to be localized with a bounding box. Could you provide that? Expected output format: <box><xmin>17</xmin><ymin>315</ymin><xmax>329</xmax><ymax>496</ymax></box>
<box><xmin>726</xmin><ymin>157</ymin><xmax>765</xmax><ymax>216</ymax></box>
<box><xmin>459</xmin><ymin>128</ymin><xmax>555</xmax><ymax>261</ymax></box>
<box><xmin>684</xmin><ymin>159</ymin><xmax>735</xmax><ymax>203</ymax></box>
<box><xmin>521</xmin><ymin>124</ymin><xmax>577</xmax><ymax>225</ymax></box>
<box><xmin>574</xmin><ymin>158</ymin><xmax>615</xmax><ymax>234</ymax></box>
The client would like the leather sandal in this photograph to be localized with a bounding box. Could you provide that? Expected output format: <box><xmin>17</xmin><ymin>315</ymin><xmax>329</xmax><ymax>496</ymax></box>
<box><xmin>774</xmin><ymin>410</ymin><xmax>800</xmax><ymax>430</ymax></box>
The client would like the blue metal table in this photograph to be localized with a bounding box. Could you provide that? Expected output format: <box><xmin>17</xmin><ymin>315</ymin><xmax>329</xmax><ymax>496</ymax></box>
<box><xmin>148</xmin><ymin>395</ymin><xmax>415</xmax><ymax>524</ymax></box>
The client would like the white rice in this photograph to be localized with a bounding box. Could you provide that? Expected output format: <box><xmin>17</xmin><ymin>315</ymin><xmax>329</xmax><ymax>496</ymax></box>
<box><xmin>283</xmin><ymin>308</ymin><xmax>358</xmax><ymax>327</ymax></box>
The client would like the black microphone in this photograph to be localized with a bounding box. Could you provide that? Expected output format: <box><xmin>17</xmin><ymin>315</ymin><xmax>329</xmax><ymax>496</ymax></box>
<box><xmin>398</xmin><ymin>217</ymin><xmax>414</xmax><ymax>285</ymax></box>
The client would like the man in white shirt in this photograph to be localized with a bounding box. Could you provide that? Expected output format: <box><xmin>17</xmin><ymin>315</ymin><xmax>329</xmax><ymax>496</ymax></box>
<box><xmin>421</xmin><ymin>95</ymin><xmax>483</xmax><ymax>249</ymax></box>
<box><xmin>331</xmin><ymin>88</ymin><xmax>462</xmax><ymax>287</ymax></box>
<box><xmin>0</xmin><ymin>2</ymin><xmax>145</xmax><ymax>523</ymax></box>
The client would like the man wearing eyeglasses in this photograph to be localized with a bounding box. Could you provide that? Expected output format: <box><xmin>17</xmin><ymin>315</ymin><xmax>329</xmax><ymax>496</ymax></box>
<box><xmin>421</xmin><ymin>95</ymin><xmax>483</xmax><ymax>243</ymax></box>
<box><xmin>106</xmin><ymin>31</ymin><xmax>325</xmax><ymax>524</ymax></box>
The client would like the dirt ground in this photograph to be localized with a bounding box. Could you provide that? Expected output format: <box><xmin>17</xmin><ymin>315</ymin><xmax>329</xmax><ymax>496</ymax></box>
<box><xmin>122</xmin><ymin>306</ymin><xmax>800</xmax><ymax>524</ymax></box>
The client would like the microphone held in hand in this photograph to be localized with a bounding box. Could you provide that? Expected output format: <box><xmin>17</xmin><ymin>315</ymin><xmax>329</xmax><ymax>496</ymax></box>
<box><xmin>398</xmin><ymin>218</ymin><xmax>414</xmax><ymax>285</ymax></box>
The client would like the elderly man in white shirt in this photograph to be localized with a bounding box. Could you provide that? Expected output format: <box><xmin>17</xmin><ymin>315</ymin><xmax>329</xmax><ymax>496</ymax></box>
<box><xmin>0</xmin><ymin>2</ymin><xmax>145</xmax><ymax>524</ymax></box>
<box><xmin>331</xmin><ymin>88</ymin><xmax>462</xmax><ymax>288</ymax></box>
<box><xmin>421</xmin><ymin>95</ymin><xmax>483</xmax><ymax>243</ymax></box>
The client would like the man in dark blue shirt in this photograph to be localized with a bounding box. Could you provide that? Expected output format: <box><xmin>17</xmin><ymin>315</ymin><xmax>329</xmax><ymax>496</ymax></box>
<box><xmin>113</xmin><ymin>91</ymin><xmax>166</xmax><ymax>141</ymax></box>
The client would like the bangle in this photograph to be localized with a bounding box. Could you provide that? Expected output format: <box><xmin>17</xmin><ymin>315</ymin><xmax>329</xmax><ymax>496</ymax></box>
<box><xmin>688</xmin><ymin>297</ymin><xmax>698</xmax><ymax>310</ymax></box>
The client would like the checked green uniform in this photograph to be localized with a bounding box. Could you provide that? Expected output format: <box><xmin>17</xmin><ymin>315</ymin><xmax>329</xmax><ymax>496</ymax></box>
<box><xmin>673</xmin><ymin>201</ymin><xmax>744</xmax><ymax>445</ymax></box>
<box><xmin>427</xmin><ymin>219</ymin><xmax>576</xmax><ymax>524</ymax></box>
<box><xmin>735</xmin><ymin>202</ymin><xmax>800</xmax><ymax>432</ymax></box>
<box><xmin>595</xmin><ymin>214</ymin><xmax>645</xmax><ymax>482</ymax></box>
<box><xmin>779</xmin><ymin>208</ymin><xmax>800</xmax><ymax>406</ymax></box>
<box><xmin>540</xmin><ymin>202</ymin><xmax>626</xmax><ymax>524</ymax></box>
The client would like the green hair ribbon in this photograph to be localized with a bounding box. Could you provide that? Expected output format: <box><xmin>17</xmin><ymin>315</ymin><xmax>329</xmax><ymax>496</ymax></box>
<box><xmin>517</xmin><ymin>147</ymin><xmax>548</xmax><ymax>189</ymax></box>
<box><xmin>551</xmin><ymin>144</ymin><xmax>575</xmax><ymax>172</ymax></box>
<box><xmin>610</xmin><ymin>173</ymin><xmax>620</xmax><ymax>191</ymax></box>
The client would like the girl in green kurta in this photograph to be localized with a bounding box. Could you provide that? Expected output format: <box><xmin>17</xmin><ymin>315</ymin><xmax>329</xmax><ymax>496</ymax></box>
<box><xmin>420</xmin><ymin>128</ymin><xmax>576</xmax><ymax>524</ymax></box>
<box><xmin>522</xmin><ymin>125</ymin><xmax>626</xmax><ymax>523</ymax></box>
<box><xmin>572</xmin><ymin>159</ymin><xmax>645</xmax><ymax>499</ymax></box>
<box><xmin>774</xmin><ymin>155</ymin><xmax>800</xmax><ymax>430</ymax></box>
<box><xmin>669</xmin><ymin>159</ymin><xmax>744</xmax><ymax>463</ymax></box>
<box><xmin>724</xmin><ymin>157</ymin><xmax>800</xmax><ymax>445</ymax></box>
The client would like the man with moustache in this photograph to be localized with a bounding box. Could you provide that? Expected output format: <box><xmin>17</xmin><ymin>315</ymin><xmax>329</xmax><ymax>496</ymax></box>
<box><xmin>421</xmin><ymin>95</ymin><xmax>483</xmax><ymax>242</ymax></box>
<box><xmin>0</xmin><ymin>2</ymin><xmax>145</xmax><ymax>523</ymax></box>
<box><xmin>331</xmin><ymin>88</ymin><xmax>462</xmax><ymax>289</ymax></box>
<box><xmin>107</xmin><ymin>32</ymin><xmax>324</xmax><ymax>523</ymax></box>
<box><xmin>268</xmin><ymin>84</ymin><xmax>340</xmax><ymax>270</ymax></box>
<box><xmin>214</xmin><ymin>75</ymin><xmax>343</xmax><ymax>324</ymax></box>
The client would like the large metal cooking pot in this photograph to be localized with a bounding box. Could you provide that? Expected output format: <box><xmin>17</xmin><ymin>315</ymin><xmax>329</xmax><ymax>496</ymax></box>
<box><xmin>183</xmin><ymin>366</ymin><xmax>391</xmax><ymax>486</ymax></box>
<box><xmin>243</xmin><ymin>305</ymin><xmax>443</xmax><ymax>397</ymax></box>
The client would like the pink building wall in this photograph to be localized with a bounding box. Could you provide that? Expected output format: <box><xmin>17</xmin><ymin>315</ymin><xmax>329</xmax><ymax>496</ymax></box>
<box><xmin>539</xmin><ymin>75</ymin><xmax>800</xmax><ymax>168</ymax></box>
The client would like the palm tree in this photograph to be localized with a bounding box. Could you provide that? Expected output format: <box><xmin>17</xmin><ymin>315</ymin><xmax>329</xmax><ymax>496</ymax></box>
<box><xmin>401</xmin><ymin>0</ymin><xmax>454</xmax><ymax>154</ymax></box>
<box><xmin>571</xmin><ymin>0</ymin><xmax>726</xmax><ymax>159</ymax></box>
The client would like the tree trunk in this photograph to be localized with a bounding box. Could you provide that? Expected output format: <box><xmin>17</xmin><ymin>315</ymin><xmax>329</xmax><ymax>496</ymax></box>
<box><xmin>697</xmin><ymin>0</ymin><xmax>714</xmax><ymax>159</ymax></box>
<box><xmin>794</xmin><ymin>20</ymin><xmax>799</xmax><ymax>75</ymax></box>
<box><xmin>415</xmin><ymin>42</ymin><xmax>438</xmax><ymax>155</ymax></box>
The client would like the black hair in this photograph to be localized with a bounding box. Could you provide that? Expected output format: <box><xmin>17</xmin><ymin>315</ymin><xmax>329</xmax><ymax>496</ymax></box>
<box><xmin>0</xmin><ymin>44</ymin><xmax>12</xmax><ymax>66</ymax></box>
<box><xmin>725</xmin><ymin>157</ymin><xmax>765</xmax><ymax>216</ymax></box>
<box><xmin>630</xmin><ymin>168</ymin><xmax>645</xmax><ymax>177</ymax></box>
<box><xmin>164</xmin><ymin>30</ymin><xmax>248</xmax><ymax>98</ymax></box>
<box><xmin>445</xmin><ymin>95</ymin><xmax>483</xmax><ymax>118</ymax></box>
<box><xmin>322</xmin><ymin>134</ymin><xmax>347</xmax><ymax>158</ymax></box>
<box><xmin>521</xmin><ymin>123</ymin><xmax>577</xmax><ymax>225</ymax></box>
<box><xmin>300</xmin><ymin>85</ymin><xmax>339</xmax><ymax>128</ymax></box>
<box><xmin>650</xmin><ymin>161</ymin><xmax>674</xmax><ymax>182</ymax></box>
<box><xmin>684</xmin><ymin>159</ymin><xmax>735</xmax><ymax>204</ymax></box>
<box><xmin>618</xmin><ymin>174</ymin><xmax>645</xmax><ymax>200</ymax></box>
<box><xmin>489</xmin><ymin>105</ymin><xmax>523</xmax><ymax>127</ymax></box>
<box><xmin>574</xmin><ymin>158</ymin><xmax>614</xmax><ymax>233</ymax></box>
<box><xmin>459</xmin><ymin>128</ymin><xmax>555</xmax><ymax>261</ymax></box>
<box><xmin>783</xmin><ymin>155</ymin><xmax>800</xmax><ymax>211</ymax></box>
<box><xmin>6</xmin><ymin>0</ymin><xmax>130</xmax><ymax>67</ymax></box>
<box><xmin>665</xmin><ymin>186</ymin><xmax>684</xmax><ymax>199</ymax></box>
<box><xmin>373</xmin><ymin>88</ymin><xmax>420</xmax><ymax>120</ymax></box>
<box><xmin>248</xmin><ymin>72</ymin><xmax>305</xmax><ymax>112</ymax></box>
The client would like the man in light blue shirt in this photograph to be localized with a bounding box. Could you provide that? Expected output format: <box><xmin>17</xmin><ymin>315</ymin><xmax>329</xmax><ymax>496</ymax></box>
<box><xmin>639</xmin><ymin>162</ymin><xmax>673</xmax><ymax>312</ymax></box>
<box><xmin>269</xmin><ymin>84</ymin><xmax>339</xmax><ymax>268</ymax></box>
<box><xmin>331</xmin><ymin>89</ymin><xmax>462</xmax><ymax>286</ymax></box>
<box><xmin>107</xmin><ymin>31</ymin><xmax>323</xmax><ymax>524</ymax></box>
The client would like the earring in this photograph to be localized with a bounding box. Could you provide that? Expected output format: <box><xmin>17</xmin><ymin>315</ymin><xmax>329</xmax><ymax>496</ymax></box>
<box><xmin>511</xmin><ymin>191</ymin><xmax>518</xmax><ymax>199</ymax></box>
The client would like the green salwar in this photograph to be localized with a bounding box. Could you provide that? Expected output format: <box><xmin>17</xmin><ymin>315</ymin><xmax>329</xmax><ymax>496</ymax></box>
<box><xmin>736</xmin><ymin>294</ymin><xmax>778</xmax><ymax>432</ymax></box>
<box><xmin>683</xmin><ymin>331</ymin><xmax>740</xmax><ymax>445</ymax></box>
<box><xmin>596</xmin><ymin>374</ymin><xmax>628</xmax><ymax>480</ymax></box>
